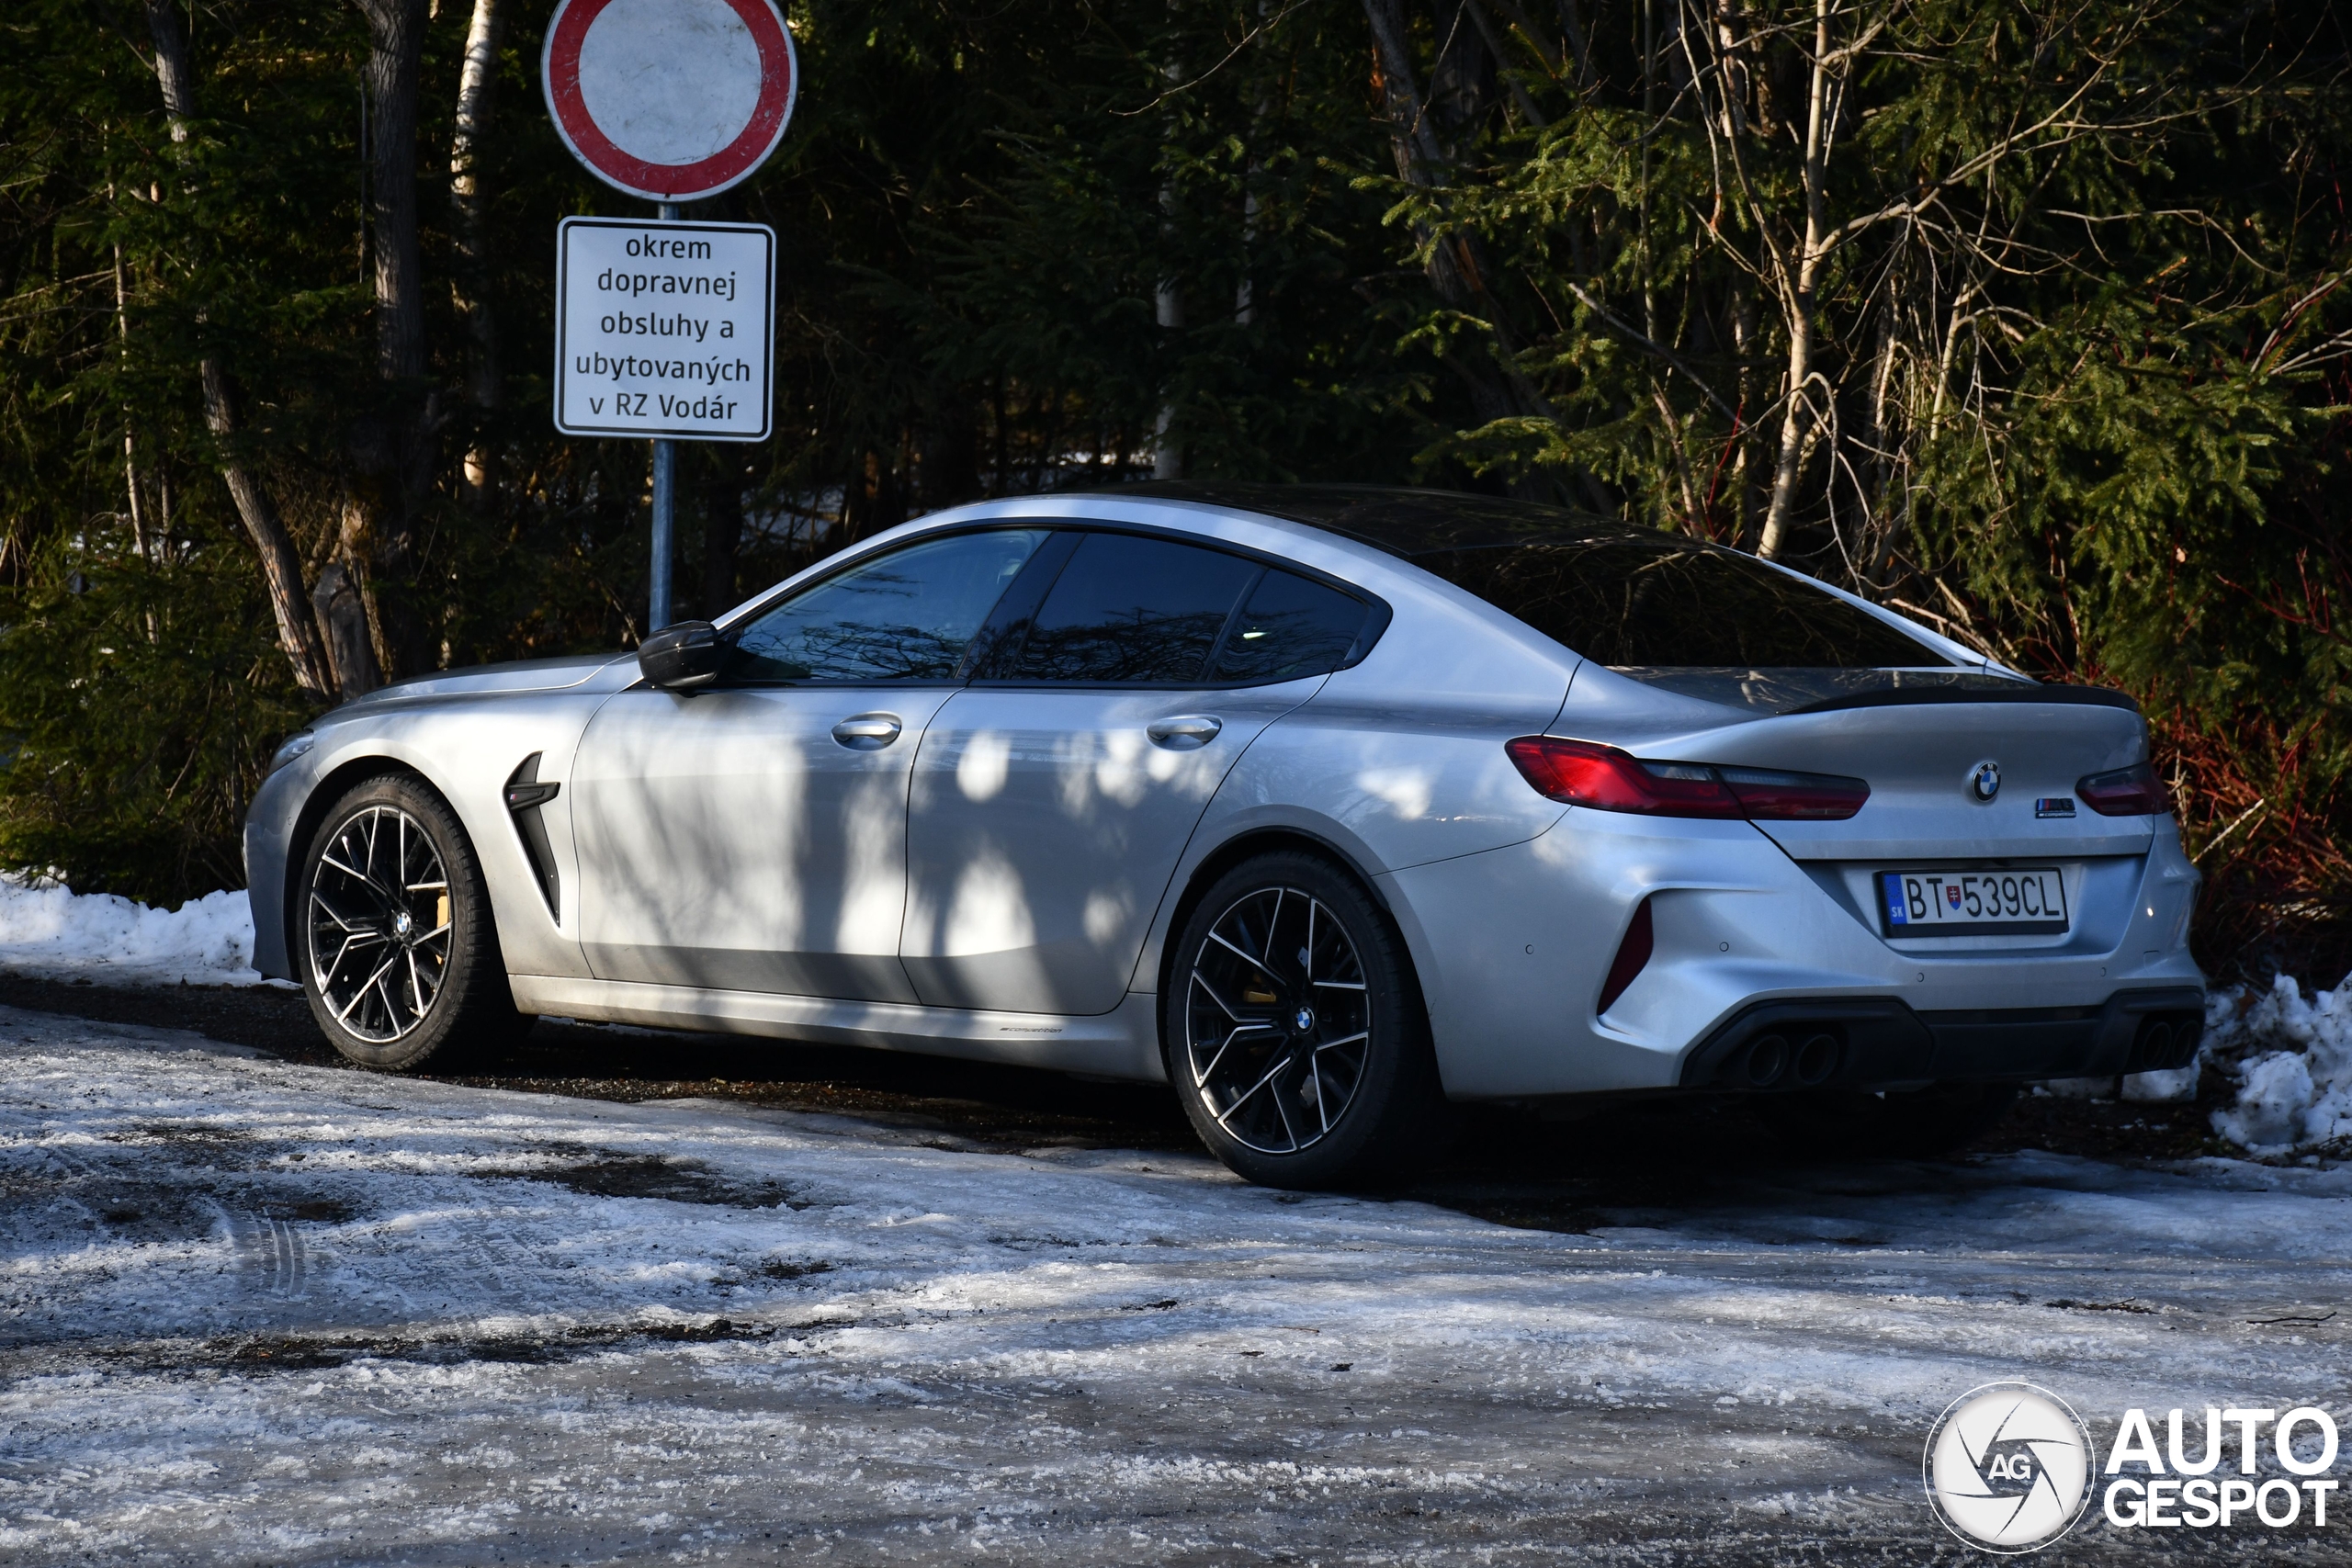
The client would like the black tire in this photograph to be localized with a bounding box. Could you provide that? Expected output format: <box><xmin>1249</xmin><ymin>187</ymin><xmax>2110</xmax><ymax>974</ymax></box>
<box><xmin>298</xmin><ymin>773</ymin><xmax>529</xmax><ymax>1071</ymax></box>
<box><xmin>1164</xmin><ymin>852</ymin><xmax>1447</xmax><ymax>1190</ymax></box>
<box><xmin>1752</xmin><ymin>1081</ymin><xmax>2019</xmax><ymax>1159</ymax></box>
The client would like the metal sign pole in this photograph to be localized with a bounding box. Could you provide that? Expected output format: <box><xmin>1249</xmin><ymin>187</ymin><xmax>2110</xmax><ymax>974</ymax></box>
<box><xmin>649</xmin><ymin>437</ymin><xmax>675</xmax><ymax>630</ymax></box>
<box><xmin>542</xmin><ymin>0</ymin><xmax>795</xmax><ymax>640</ymax></box>
<box><xmin>648</xmin><ymin>199</ymin><xmax>679</xmax><ymax>631</ymax></box>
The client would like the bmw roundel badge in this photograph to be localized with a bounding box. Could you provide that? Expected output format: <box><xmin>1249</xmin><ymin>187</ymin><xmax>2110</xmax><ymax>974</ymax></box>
<box><xmin>1968</xmin><ymin>760</ymin><xmax>2002</xmax><ymax>803</ymax></box>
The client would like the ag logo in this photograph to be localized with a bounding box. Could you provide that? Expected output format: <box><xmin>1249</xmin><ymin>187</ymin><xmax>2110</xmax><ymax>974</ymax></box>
<box><xmin>1924</xmin><ymin>1381</ymin><xmax>2096</xmax><ymax>1552</ymax></box>
<box><xmin>1968</xmin><ymin>760</ymin><xmax>2002</xmax><ymax>803</ymax></box>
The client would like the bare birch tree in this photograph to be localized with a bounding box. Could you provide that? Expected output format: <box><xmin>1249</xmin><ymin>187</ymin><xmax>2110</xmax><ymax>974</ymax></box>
<box><xmin>451</xmin><ymin>0</ymin><xmax>503</xmax><ymax>511</ymax></box>
<box><xmin>141</xmin><ymin>0</ymin><xmax>338</xmax><ymax>698</ymax></box>
<box><xmin>1678</xmin><ymin>0</ymin><xmax>2134</xmax><ymax>563</ymax></box>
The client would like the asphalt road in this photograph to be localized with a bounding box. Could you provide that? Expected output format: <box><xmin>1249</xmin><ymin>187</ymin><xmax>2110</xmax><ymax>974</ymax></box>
<box><xmin>0</xmin><ymin>973</ymin><xmax>2228</xmax><ymax>1213</ymax></box>
<box><xmin>4</xmin><ymin>985</ymin><xmax>2335</xmax><ymax>1566</ymax></box>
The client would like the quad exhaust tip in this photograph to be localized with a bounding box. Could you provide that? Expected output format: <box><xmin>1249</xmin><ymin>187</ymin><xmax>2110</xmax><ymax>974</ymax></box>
<box><xmin>1702</xmin><ymin>998</ymin><xmax>2203</xmax><ymax>1092</ymax></box>
<box><xmin>1737</xmin><ymin>1030</ymin><xmax>1843</xmax><ymax>1090</ymax></box>
<box><xmin>2126</xmin><ymin>1012</ymin><xmax>2201</xmax><ymax>1074</ymax></box>
<box><xmin>1794</xmin><ymin>1032</ymin><xmax>1839</xmax><ymax>1086</ymax></box>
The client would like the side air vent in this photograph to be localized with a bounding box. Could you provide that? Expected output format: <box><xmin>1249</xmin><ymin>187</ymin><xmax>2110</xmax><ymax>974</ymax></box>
<box><xmin>503</xmin><ymin>752</ymin><xmax>561</xmax><ymax>919</ymax></box>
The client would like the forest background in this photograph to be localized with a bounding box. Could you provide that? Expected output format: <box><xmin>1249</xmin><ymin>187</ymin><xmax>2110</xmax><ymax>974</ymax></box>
<box><xmin>1</xmin><ymin>0</ymin><xmax>2347</xmax><ymax>980</ymax></box>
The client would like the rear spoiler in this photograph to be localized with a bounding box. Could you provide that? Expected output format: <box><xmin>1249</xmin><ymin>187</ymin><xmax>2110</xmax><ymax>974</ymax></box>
<box><xmin>1789</xmin><ymin>684</ymin><xmax>2140</xmax><ymax>716</ymax></box>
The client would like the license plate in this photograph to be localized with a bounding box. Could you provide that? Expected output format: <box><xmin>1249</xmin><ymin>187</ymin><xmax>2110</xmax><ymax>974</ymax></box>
<box><xmin>1880</xmin><ymin>868</ymin><xmax>2068</xmax><ymax>936</ymax></box>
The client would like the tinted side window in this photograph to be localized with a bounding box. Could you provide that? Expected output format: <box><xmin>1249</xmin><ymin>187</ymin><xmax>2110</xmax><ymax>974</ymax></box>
<box><xmin>1417</xmin><ymin>540</ymin><xmax>1944</xmax><ymax>669</ymax></box>
<box><xmin>1004</xmin><ymin>533</ymin><xmax>1259</xmax><ymax>683</ymax></box>
<box><xmin>1208</xmin><ymin>570</ymin><xmax>1369</xmax><ymax>683</ymax></box>
<box><xmin>729</xmin><ymin>529</ymin><xmax>1048</xmax><ymax>682</ymax></box>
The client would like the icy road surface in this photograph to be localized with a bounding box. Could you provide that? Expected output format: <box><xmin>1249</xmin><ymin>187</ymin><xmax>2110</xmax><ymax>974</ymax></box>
<box><xmin>4</xmin><ymin>1011</ymin><xmax>2348</xmax><ymax>1565</ymax></box>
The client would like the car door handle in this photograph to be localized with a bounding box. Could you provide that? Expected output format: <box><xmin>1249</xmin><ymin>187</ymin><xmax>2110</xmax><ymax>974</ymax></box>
<box><xmin>831</xmin><ymin>713</ymin><xmax>903</xmax><ymax>750</ymax></box>
<box><xmin>1147</xmin><ymin>715</ymin><xmax>1223</xmax><ymax>750</ymax></box>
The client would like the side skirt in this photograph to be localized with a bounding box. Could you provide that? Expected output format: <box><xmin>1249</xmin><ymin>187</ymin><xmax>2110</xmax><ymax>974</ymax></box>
<box><xmin>506</xmin><ymin>974</ymin><xmax>1168</xmax><ymax>1083</ymax></box>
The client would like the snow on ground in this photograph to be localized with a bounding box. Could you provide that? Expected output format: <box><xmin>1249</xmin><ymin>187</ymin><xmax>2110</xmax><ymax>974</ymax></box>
<box><xmin>0</xmin><ymin>878</ymin><xmax>260</xmax><ymax>987</ymax></box>
<box><xmin>2206</xmin><ymin>975</ymin><xmax>2352</xmax><ymax>1155</ymax></box>
<box><xmin>5</xmin><ymin>1012</ymin><xmax>2351</xmax><ymax>1563</ymax></box>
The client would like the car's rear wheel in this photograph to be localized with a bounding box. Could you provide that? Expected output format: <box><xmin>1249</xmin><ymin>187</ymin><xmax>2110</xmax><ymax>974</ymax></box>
<box><xmin>1752</xmin><ymin>1081</ymin><xmax>2018</xmax><ymax>1158</ymax></box>
<box><xmin>1165</xmin><ymin>852</ymin><xmax>1446</xmax><ymax>1189</ymax></box>
<box><xmin>299</xmin><ymin>774</ymin><xmax>528</xmax><ymax>1071</ymax></box>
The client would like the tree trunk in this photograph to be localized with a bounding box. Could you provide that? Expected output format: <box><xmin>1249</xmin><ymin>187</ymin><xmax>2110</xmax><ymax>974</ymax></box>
<box><xmin>351</xmin><ymin>0</ymin><xmax>436</xmax><ymax>677</ymax></box>
<box><xmin>1153</xmin><ymin>45</ymin><xmax>1184</xmax><ymax>481</ymax></box>
<box><xmin>1758</xmin><ymin>296</ymin><xmax>1816</xmax><ymax>560</ymax></box>
<box><xmin>324</xmin><ymin>495</ymin><xmax>386</xmax><ymax>696</ymax></box>
<box><xmin>145</xmin><ymin>0</ymin><xmax>197</xmax><ymax>124</ymax></box>
<box><xmin>1152</xmin><ymin>279</ymin><xmax>1184</xmax><ymax>480</ymax></box>
<box><xmin>844</xmin><ymin>449</ymin><xmax>907</xmax><ymax>543</ymax></box>
<box><xmin>1729</xmin><ymin>288</ymin><xmax>1760</xmax><ymax>545</ymax></box>
<box><xmin>144</xmin><ymin>0</ymin><xmax>336</xmax><ymax>697</ymax></box>
<box><xmin>917</xmin><ymin>391</ymin><xmax>979</xmax><ymax>513</ymax></box>
<box><xmin>1755</xmin><ymin>0</ymin><xmax>1834</xmax><ymax>562</ymax></box>
<box><xmin>311</xmin><ymin>558</ymin><xmax>381</xmax><ymax>697</ymax></box>
<box><xmin>110</xmin><ymin>241</ymin><xmax>150</xmax><ymax>561</ymax></box>
<box><xmin>699</xmin><ymin>451</ymin><xmax>745</xmax><ymax>619</ymax></box>
<box><xmin>1236</xmin><ymin>0</ymin><xmax>1273</xmax><ymax>325</ymax></box>
<box><xmin>1361</xmin><ymin>0</ymin><xmax>1538</xmax><ymax>429</ymax></box>
<box><xmin>451</xmin><ymin>0</ymin><xmax>503</xmax><ymax>511</ymax></box>
<box><xmin>200</xmin><ymin>367</ymin><xmax>340</xmax><ymax>696</ymax></box>
<box><xmin>1363</xmin><ymin>0</ymin><xmax>1602</xmax><ymax>507</ymax></box>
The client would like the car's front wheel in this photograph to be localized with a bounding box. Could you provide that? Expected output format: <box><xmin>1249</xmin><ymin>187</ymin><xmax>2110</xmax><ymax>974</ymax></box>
<box><xmin>1165</xmin><ymin>852</ymin><xmax>1446</xmax><ymax>1190</ymax></box>
<box><xmin>299</xmin><ymin>773</ymin><xmax>528</xmax><ymax>1071</ymax></box>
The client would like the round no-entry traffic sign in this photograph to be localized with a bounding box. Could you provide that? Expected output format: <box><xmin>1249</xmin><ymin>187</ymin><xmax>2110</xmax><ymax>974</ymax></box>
<box><xmin>543</xmin><ymin>0</ymin><xmax>797</xmax><ymax>202</ymax></box>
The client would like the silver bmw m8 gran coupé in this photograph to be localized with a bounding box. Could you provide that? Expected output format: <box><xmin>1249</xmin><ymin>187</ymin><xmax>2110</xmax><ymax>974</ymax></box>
<box><xmin>244</xmin><ymin>485</ymin><xmax>2204</xmax><ymax>1186</ymax></box>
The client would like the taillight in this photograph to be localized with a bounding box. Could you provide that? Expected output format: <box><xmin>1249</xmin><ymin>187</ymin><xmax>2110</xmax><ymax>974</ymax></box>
<box><xmin>1506</xmin><ymin>737</ymin><xmax>1869</xmax><ymax>821</ymax></box>
<box><xmin>2076</xmin><ymin>762</ymin><xmax>2167</xmax><ymax>817</ymax></box>
<box><xmin>1503</xmin><ymin>737</ymin><xmax>1740</xmax><ymax>817</ymax></box>
<box><xmin>1715</xmin><ymin>764</ymin><xmax>1871</xmax><ymax>820</ymax></box>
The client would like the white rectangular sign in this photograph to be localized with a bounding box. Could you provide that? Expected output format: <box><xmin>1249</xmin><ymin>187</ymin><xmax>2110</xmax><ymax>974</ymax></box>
<box><xmin>553</xmin><ymin>217</ymin><xmax>774</xmax><ymax>442</ymax></box>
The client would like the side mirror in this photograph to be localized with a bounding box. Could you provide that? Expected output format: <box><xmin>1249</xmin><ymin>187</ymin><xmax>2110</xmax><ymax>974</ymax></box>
<box><xmin>637</xmin><ymin>620</ymin><xmax>726</xmax><ymax>691</ymax></box>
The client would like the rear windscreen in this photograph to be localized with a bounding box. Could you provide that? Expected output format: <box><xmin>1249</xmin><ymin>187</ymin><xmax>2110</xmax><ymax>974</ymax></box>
<box><xmin>1415</xmin><ymin>539</ymin><xmax>1947</xmax><ymax>669</ymax></box>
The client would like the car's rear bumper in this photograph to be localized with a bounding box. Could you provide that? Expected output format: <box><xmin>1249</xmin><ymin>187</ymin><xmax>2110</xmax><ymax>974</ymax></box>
<box><xmin>1380</xmin><ymin>807</ymin><xmax>2205</xmax><ymax>1099</ymax></box>
<box><xmin>1675</xmin><ymin>986</ymin><xmax>2205</xmax><ymax>1093</ymax></box>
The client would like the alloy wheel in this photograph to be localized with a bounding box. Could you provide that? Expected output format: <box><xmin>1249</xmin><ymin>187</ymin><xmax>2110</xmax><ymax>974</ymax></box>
<box><xmin>308</xmin><ymin>805</ymin><xmax>453</xmax><ymax>1043</ymax></box>
<box><xmin>1184</xmin><ymin>886</ymin><xmax>1372</xmax><ymax>1155</ymax></box>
